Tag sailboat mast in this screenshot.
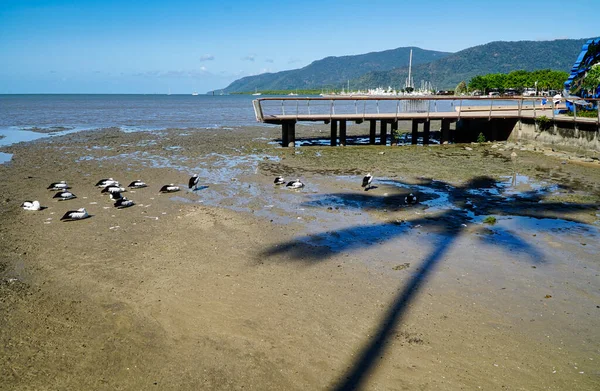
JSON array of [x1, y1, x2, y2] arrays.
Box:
[[407, 49, 413, 89]]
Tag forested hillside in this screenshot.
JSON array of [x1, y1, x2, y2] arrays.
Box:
[[219, 47, 450, 93], [352, 39, 588, 90]]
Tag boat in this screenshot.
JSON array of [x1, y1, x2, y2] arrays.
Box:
[[192, 91, 199, 96], [252, 88, 261, 96]]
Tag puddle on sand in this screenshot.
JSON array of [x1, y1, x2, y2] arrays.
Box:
[[280, 135, 443, 147], [75, 147, 600, 254], [0, 152, 13, 164], [0, 126, 87, 148]]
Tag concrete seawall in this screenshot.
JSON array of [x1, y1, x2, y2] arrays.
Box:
[[509, 120, 600, 155]]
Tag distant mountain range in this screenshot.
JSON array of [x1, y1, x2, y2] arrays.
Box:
[[218, 47, 450, 93], [217, 38, 591, 93], [353, 39, 588, 91]]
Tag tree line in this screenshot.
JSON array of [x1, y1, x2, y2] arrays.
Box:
[[467, 69, 569, 93]]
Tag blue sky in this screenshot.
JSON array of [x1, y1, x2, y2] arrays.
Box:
[[0, 0, 597, 94]]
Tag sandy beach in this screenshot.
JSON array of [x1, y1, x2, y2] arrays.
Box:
[[1, 124, 599, 390]]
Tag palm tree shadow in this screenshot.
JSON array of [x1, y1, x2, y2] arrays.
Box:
[[258, 175, 597, 390]]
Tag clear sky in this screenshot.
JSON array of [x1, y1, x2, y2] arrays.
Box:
[[0, 0, 597, 94]]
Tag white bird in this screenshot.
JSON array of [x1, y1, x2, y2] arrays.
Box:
[[114, 197, 135, 208], [405, 193, 417, 204], [160, 184, 180, 193], [286, 179, 304, 189], [128, 180, 147, 189], [60, 208, 90, 221], [53, 190, 76, 201], [47, 181, 69, 191], [95, 178, 119, 187], [361, 173, 373, 190], [21, 200, 42, 211], [101, 185, 126, 194], [274, 176, 285, 185]]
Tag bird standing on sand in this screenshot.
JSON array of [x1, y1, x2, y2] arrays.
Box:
[[361, 173, 373, 191], [95, 178, 119, 187], [53, 190, 76, 201], [60, 208, 90, 221], [47, 181, 69, 191], [128, 180, 147, 189], [286, 179, 304, 189], [188, 174, 200, 190], [274, 176, 285, 185], [405, 193, 417, 204], [114, 197, 135, 208], [160, 184, 180, 193], [21, 200, 42, 211]]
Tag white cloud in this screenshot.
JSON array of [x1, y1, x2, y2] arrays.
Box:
[[241, 54, 256, 62], [199, 54, 215, 61], [265, 58, 274, 63]]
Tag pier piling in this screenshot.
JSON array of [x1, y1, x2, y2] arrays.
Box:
[[441, 119, 450, 144], [380, 121, 387, 145], [423, 120, 431, 145], [287, 121, 296, 147], [340, 120, 347, 146], [411, 120, 418, 145], [330, 120, 338, 146], [369, 120, 376, 144], [281, 123, 289, 146]]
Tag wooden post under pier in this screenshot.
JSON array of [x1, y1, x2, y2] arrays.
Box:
[[330, 120, 338, 146], [411, 120, 419, 145], [287, 121, 296, 147], [380, 120, 387, 145], [339, 120, 347, 146], [423, 120, 430, 145], [441, 119, 450, 144], [281, 123, 289, 146], [369, 120, 376, 144]]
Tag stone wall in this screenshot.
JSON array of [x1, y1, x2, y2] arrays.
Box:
[[509, 120, 600, 154]]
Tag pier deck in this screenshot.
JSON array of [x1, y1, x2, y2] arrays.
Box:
[[252, 96, 600, 146]]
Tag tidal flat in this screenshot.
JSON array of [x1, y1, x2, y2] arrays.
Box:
[[1, 125, 599, 390]]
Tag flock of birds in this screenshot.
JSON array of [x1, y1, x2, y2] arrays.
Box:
[[19, 175, 202, 222], [20, 173, 417, 221], [274, 173, 418, 204]]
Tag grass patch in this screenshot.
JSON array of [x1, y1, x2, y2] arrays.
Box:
[[483, 216, 497, 225]]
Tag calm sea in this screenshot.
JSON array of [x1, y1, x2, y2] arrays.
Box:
[[0, 93, 500, 154], [0, 94, 261, 133]]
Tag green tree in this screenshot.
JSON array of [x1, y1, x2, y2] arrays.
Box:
[[582, 64, 600, 92], [454, 81, 467, 95]]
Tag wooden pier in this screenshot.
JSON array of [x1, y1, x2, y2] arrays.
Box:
[[252, 96, 600, 147]]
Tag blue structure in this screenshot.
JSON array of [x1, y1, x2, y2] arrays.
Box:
[[564, 37, 600, 111]]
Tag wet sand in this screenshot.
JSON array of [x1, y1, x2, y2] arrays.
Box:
[[1, 125, 599, 390]]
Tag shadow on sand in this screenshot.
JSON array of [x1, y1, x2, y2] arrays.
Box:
[[259, 176, 597, 390]]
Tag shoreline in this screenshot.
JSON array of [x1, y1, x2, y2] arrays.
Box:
[[1, 125, 599, 390]]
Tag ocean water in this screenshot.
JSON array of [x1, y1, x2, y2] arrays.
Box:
[[0, 94, 261, 135], [0, 93, 529, 152]]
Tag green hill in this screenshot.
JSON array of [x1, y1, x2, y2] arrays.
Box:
[[352, 38, 589, 90], [218, 47, 451, 93]]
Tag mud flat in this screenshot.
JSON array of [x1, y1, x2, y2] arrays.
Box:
[[1, 125, 599, 390]]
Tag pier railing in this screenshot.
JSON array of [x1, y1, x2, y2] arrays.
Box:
[[253, 96, 600, 125]]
